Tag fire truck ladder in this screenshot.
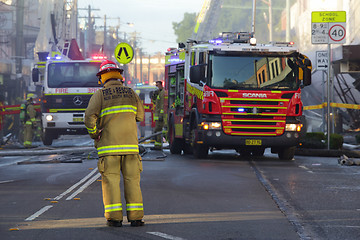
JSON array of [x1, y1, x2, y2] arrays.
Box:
[[61, 40, 71, 56], [192, 0, 223, 42], [58, 0, 77, 58]]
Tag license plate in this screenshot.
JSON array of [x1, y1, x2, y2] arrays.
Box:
[[245, 139, 262, 146], [73, 117, 84, 122]]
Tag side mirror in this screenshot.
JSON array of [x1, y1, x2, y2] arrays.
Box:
[[190, 64, 206, 84], [303, 59, 312, 86], [32, 68, 39, 83]]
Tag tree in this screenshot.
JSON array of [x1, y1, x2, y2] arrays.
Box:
[[172, 12, 197, 43]]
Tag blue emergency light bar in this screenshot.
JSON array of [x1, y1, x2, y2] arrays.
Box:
[[209, 39, 223, 44], [47, 55, 62, 60]]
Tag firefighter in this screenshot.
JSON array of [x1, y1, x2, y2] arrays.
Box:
[[85, 60, 145, 227], [23, 93, 37, 148], [151, 80, 165, 150]]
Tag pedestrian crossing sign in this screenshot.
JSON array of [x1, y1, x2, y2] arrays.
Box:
[[114, 43, 134, 64]]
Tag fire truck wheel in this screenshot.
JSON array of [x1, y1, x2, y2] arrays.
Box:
[[169, 128, 183, 155], [190, 128, 208, 159], [278, 146, 296, 160], [168, 117, 184, 154], [42, 129, 54, 146]]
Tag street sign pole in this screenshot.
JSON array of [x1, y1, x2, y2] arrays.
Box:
[[327, 43, 331, 149], [311, 11, 346, 150]]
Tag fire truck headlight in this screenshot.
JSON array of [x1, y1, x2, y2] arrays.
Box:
[[285, 123, 302, 132], [202, 122, 222, 130], [250, 38, 257, 46], [45, 114, 54, 121], [210, 122, 222, 129]]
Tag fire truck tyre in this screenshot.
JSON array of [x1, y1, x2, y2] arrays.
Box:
[[190, 128, 208, 159], [252, 148, 265, 157], [42, 129, 54, 146], [278, 146, 296, 160], [168, 122, 183, 154]]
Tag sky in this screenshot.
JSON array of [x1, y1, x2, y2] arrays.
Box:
[[78, 0, 204, 55]]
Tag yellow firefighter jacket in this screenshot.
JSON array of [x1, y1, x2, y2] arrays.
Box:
[[85, 80, 145, 157], [153, 89, 164, 121], [26, 103, 37, 123]]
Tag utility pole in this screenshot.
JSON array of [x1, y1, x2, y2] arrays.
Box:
[[103, 17, 121, 58], [286, 0, 290, 41], [140, 49, 143, 83], [131, 32, 138, 83], [104, 15, 107, 56], [78, 5, 100, 58], [252, 0, 256, 36], [15, 0, 24, 102], [148, 55, 151, 84]]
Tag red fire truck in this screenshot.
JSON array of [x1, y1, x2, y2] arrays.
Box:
[[164, 32, 312, 160]]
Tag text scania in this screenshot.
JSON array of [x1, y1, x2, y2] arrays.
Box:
[[242, 93, 267, 98]]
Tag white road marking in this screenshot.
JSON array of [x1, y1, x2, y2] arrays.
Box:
[[24, 169, 99, 222], [299, 165, 314, 173], [25, 205, 53, 221], [147, 232, 185, 240], [0, 180, 14, 184], [54, 168, 98, 200], [66, 173, 101, 200], [299, 165, 309, 170]]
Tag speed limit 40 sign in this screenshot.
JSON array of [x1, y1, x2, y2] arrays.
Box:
[[328, 23, 346, 44]]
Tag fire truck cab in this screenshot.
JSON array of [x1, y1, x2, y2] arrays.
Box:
[[164, 32, 312, 160], [32, 54, 104, 145]]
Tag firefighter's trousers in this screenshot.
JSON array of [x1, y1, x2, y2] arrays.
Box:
[[23, 121, 33, 147], [154, 120, 164, 149], [97, 154, 144, 222]]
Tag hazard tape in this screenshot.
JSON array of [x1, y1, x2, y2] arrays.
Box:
[[330, 102, 360, 109], [0, 103, 41, 115], [304, 102, 360, 110]]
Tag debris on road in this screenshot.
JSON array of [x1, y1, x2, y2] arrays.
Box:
[[338, 155, 360, 166]]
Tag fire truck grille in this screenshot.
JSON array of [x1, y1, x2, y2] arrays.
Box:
[[43, 94, 92, 113], [220, 98, 289, 136]]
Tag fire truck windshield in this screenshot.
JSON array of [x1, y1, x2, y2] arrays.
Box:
[[48, 62, 101, 88], [209, 55, 299, 91]]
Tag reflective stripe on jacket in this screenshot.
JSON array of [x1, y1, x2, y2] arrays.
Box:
[[85, 80, 145, 156], [154, 89, 164, 120], [26, 104, 36, 123]]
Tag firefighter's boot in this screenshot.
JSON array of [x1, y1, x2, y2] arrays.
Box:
[[107, 220, 123, 227], [130, 220, 145, 227]]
